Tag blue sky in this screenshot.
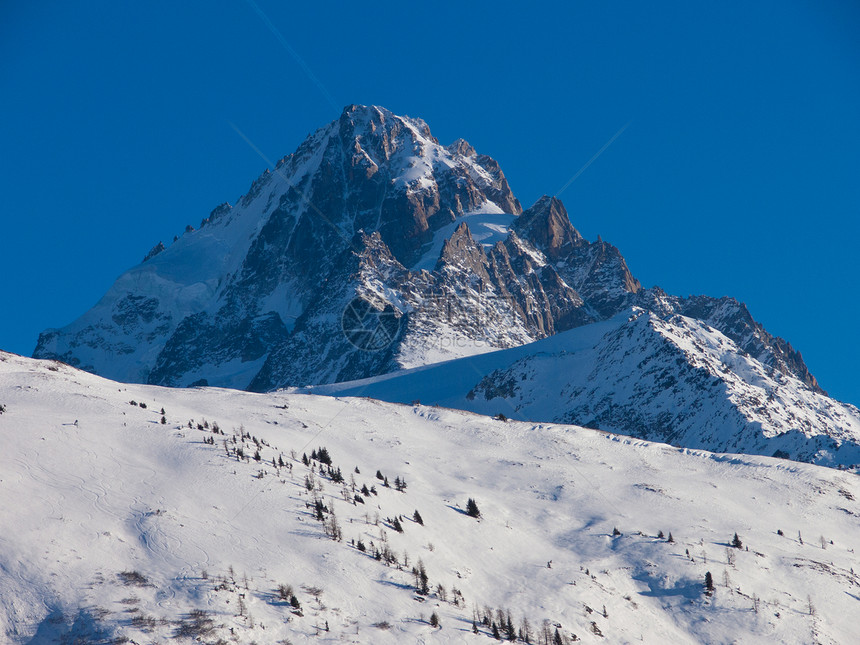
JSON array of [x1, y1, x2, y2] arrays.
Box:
[[2, 1, 859, 403]]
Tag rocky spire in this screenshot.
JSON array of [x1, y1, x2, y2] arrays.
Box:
[[512, 196, 585, 260]]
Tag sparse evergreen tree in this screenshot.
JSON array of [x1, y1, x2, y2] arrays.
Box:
[[361, 483, 370, 496], [302, 453, 309, 466], [413, 509, 424, 525], [612, 526, 621, 536], [705, 571, 714, 593], [473, 620, 479, 634], [376, 469, 384, 480], [492, 622, 501, 640], [667, 532, 674, 543], [657, 530, 664, 539], [414, 559, 429, 595], [553, 627, 563, 645], [160, 415, 167, 425], [505, 612, 516, 640], [391, 517, 403, 533], [253, 449, 261, 462], [732, 532, 743, 549], [520, 616, 532, 643], [466, 498, 481, 518], [429, 611, 440, 628]]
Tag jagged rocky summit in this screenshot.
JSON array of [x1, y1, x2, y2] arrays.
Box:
[[35, 104, 821, 399]]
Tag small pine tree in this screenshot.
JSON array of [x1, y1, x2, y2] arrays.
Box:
[[705, 571, 714, 593], [612, 527, 621, 536], [429, 611, 440, 628], [732, 532, 743, 549], [391, 517, 403, 533], [667, 532, 674, 543], [413, 509, 424, 525], [466, 498, 481, 518], [415, 560, 429, 595], [160, 415, 167, 425], [657, 530, 665, 539], [505, 615, 516, 640], [473, 620, 479, 634], [302, 453, 309, 466], [376, 469, 384, 480], [492, 622, 501, 640]]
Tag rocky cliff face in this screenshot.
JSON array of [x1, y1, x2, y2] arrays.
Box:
[[34, 105, 822, 397]]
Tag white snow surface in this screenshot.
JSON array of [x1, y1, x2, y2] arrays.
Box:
[[304, 309, 860, 467], [3, 350, 860, 644]]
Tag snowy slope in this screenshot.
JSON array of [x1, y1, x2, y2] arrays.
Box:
[[3, 351, 860, 644], [304, 309, 860, 468]]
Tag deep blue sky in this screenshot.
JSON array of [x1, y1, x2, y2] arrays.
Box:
[[2, 1, 859, 404]]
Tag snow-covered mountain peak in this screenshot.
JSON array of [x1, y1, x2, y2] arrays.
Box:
[[35, 106, 824, 413]]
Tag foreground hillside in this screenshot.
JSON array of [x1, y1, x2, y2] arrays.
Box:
[[2, 351, 859, 644]]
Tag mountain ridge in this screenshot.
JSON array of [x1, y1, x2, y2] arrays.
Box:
[[34, 104, 823, 401]]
